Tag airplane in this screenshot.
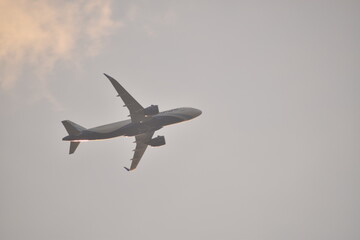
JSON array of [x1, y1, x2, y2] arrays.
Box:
[[61, 74, 202, 171]]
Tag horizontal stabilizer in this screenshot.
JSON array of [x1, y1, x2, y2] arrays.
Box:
[[69, 142, 80, 154]]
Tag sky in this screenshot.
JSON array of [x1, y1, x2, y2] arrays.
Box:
[[1, 1, 359, 239]]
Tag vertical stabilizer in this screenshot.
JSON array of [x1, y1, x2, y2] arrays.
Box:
[[62, 120, 86, 136], [69, 142, 80, 154]]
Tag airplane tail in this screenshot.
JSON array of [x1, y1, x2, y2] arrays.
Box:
[[62, 120, 86, 135], [62, 120, 86, 154]]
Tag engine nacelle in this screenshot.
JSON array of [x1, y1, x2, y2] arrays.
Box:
[[148, 136, 166, 147], [143, 105, 159, 116]]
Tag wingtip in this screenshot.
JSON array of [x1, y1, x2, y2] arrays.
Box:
[[104, 73, 118, 83]]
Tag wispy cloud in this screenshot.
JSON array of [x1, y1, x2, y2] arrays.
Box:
[[0, 0, 121, 91], [124, 4, 178, 38]]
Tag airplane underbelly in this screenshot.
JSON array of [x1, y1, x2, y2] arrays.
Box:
[[152, 115, 184, 126], [123, 123, 162, 136], [83, 120, 165, 139]]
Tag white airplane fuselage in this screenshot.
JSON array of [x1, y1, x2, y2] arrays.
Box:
[[62, 107, 202, 142]]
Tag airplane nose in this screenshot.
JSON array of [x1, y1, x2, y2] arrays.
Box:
[[192, 108, 202, 117]]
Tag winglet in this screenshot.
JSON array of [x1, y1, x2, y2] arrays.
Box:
[[124, 167, 130, 171]]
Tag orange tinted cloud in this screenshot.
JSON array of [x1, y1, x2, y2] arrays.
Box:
[[0, 0, 121, 90]]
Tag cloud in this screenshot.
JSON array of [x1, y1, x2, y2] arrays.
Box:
[[123, 3, 178, 38], [0, 0, 121, 91]]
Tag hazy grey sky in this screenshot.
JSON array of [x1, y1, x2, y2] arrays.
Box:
[[1, 1, 359, 239]]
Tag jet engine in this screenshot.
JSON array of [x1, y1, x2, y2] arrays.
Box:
[[148, 136, 166, 147], [143, 105, 159, 116]]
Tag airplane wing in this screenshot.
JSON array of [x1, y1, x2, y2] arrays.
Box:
[[125, 131, 155, 171], [104, 73, 145, 122]]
